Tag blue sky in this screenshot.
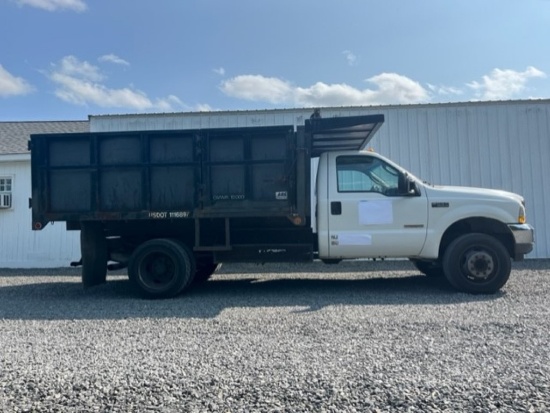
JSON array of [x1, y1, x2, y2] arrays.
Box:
[[1, 0, 549, 120]]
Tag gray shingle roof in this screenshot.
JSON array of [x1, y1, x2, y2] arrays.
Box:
[[0, 121, 89, 155]]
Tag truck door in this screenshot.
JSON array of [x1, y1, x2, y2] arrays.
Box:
[[325, 152, 428, 258]]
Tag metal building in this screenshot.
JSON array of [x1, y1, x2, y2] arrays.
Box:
[[0, 100, 547, 268]]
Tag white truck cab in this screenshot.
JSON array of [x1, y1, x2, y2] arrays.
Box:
[[316, 149, 534, 294]]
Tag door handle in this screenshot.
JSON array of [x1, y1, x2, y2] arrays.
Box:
[[331, 201, 342, 215]]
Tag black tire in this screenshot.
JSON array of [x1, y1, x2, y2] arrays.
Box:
[[128, 239, 195, 299], [80, 222, 108, 288], [442, 233, 511, 294], [410, 259, 444, 277]]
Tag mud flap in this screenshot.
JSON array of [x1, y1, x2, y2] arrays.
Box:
[[80, 222, 108, 288]]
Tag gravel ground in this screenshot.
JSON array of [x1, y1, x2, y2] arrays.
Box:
[[0, 260, 549, 412]]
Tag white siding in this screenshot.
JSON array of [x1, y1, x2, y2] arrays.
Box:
[[0, 158, 80, 268], [91, 100, 550, 259]]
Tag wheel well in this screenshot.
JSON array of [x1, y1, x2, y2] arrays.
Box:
[[439, 217, 514, 259]]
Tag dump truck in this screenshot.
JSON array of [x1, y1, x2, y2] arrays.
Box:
[[29, 114, 534, 298]]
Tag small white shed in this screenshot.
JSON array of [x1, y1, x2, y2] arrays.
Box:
[[0, 121, 88, 268]]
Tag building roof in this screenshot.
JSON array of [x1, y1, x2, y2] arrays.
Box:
[[88, 99, 550, 134], [0, 121, 89, 155], [89, 98, 550, 120]]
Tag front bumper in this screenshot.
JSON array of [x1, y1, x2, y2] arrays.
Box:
[[508, 223, 535, 260]]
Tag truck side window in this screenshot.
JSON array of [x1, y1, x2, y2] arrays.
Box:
[[336, 156, 401, 196]]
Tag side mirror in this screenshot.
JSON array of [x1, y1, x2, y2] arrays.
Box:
[[398, 173, 417, 196]]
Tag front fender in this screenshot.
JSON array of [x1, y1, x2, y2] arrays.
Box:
[[419, 203, 517, 259]]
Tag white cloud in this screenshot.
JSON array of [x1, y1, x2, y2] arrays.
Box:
[[467, 66, 546, 100], [343, 50, 357, 66], [221, 75, 293, 104], [362, 73, 430, 104], [221, 67, 548, 107], [99, 54, 130, 66], [48, 55, 183, 111], [14, 0, 87, 12], [427, 83, 463, 96], [195, 103, 215, 112], [295, 82, 376, 106], [57, 55, 103, 81], [213, 67, 225, 76], [221, 72, 430, 106], [0, 64, 34, 97], [154, 95, 184, 112]]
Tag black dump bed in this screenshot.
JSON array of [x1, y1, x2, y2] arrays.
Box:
[[30, 114, 384, 229]]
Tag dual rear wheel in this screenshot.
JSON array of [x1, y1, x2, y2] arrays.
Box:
[[128, 239, 196, 299], [127, 239, 220, 298]]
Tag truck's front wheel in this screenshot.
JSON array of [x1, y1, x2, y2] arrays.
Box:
[[129, 239, 195, 299], [442, 233, 511, 294]]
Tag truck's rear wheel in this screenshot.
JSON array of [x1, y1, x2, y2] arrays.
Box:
[[442, 233, 511, 294], [80, 222, 107, 288], [129, 239, 195, 299]]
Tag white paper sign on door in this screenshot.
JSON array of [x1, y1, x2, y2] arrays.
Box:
[[358, 200, 393, 225], [336, 234, 373, 246]]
